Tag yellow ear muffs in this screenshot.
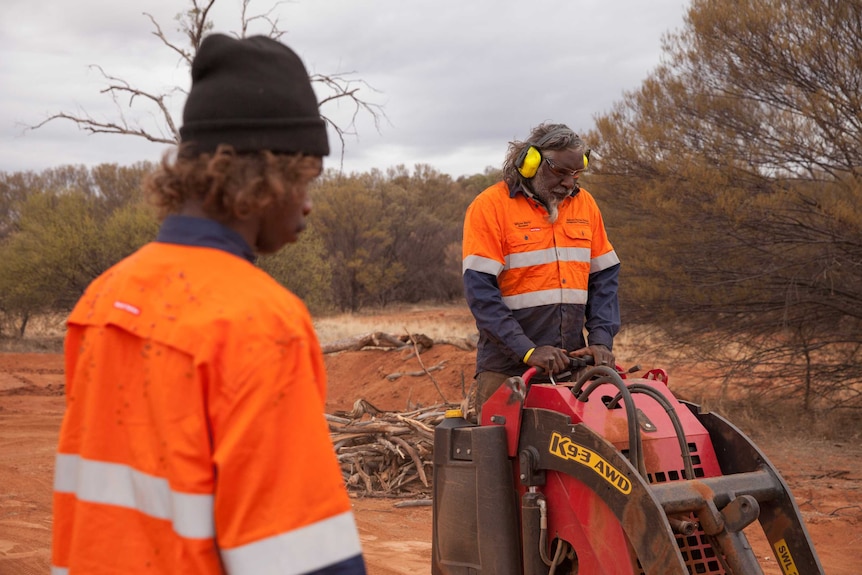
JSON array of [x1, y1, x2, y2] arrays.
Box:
[[517, 146, 542, 178]]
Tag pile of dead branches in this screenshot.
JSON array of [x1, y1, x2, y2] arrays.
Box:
[[321, 331, 476, 354], [328, 398, 462, 502]]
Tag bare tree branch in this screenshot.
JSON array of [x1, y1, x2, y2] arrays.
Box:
[[26, 0, 387, 170], [27, 64, 180, 145], [144, 12, 193, 67], [238, 0, 290, 39], [312, 72, 387, 167], [175, 0, 217, 56], [28, 112, 175, 145]]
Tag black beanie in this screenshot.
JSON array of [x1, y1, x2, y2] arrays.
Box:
[[179, 33, 329, 157]]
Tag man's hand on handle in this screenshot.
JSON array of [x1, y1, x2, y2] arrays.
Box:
[[571, 344, 614, 368], [525, 344, 615, 374], [524, 345, 572, 373]]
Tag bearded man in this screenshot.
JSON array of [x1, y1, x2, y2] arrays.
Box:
[[462, 123, 621, 418]]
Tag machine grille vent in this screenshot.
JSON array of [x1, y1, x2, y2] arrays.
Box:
[[634, 442, 726, 575]]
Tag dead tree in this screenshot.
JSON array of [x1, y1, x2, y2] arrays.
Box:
[[27, 0, 385, 167]]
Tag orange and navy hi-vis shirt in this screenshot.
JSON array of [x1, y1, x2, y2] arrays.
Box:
[[52, 216, 366, 574], [462, 181, 621, 376]]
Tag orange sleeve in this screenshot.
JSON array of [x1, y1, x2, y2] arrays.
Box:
[[462, 183, 507, 274]]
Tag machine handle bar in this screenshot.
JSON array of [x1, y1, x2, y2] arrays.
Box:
[[522, 355, 595, 386]]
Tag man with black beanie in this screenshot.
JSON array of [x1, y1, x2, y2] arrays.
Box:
[[52, 34, 367, 575]]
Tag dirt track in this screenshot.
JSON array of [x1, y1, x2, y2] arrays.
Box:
[[1, 347, 860, 574]]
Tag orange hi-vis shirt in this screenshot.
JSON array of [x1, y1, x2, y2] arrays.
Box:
[[462, 181, 620, 375], [52, 241, 362, 574]]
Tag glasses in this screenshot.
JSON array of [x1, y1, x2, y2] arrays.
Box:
[[544, 156, 585, 179]]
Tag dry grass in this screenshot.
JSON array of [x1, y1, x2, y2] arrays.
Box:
[[312, 303, 478, 345], [0, 312, 67, 353], [5, 305, 663, 355], [6, 303, 671, 352], [1, 304, 480, 353], [0, 337, 64, 353], [1, 312, 67, 339]]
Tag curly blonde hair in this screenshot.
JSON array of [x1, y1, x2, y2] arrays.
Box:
[[144, 145, 321, 222]]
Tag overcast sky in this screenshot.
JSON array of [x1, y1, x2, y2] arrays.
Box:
[[1, 0, 688, 178]]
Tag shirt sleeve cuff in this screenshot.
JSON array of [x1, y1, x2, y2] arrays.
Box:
[[511, 336, 535, 363], [588, 332, 614, 351]]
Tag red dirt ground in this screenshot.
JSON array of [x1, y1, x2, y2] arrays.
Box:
[[1, 329, 860, 573]]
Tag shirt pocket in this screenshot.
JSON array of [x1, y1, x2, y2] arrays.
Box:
[[505, 227, 550, 270], [563, 224, 593, 247], [506, 227, 548, 251]]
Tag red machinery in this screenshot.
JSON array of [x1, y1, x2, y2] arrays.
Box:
[[431, 359, 824, 574]]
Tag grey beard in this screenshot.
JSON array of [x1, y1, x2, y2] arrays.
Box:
[[545, 196, 560, 223], [529, 171, 566, 224]]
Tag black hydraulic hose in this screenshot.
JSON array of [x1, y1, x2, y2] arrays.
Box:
[[571, 366, 645, 477], [608, 384, 696, 481], [577, 375, 644, 477]]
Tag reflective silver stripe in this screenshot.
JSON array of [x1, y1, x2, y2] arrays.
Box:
[[556, 246, 592, 263], [505, 248, 557, 269], [50, 567, 68, 575], [221, 511, 363, 575], [505, 247, 590, 270], [591, 250, 621, 273], [54, 453, 214, 539], [502, 288, 588, 310], [463, 254, 503, 276]]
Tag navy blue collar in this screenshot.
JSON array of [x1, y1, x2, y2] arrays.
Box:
[[156, 215, 256, 263]]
